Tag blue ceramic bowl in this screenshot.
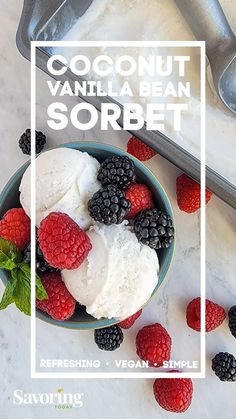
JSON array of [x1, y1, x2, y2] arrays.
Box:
[[0, 142, 174, 329]]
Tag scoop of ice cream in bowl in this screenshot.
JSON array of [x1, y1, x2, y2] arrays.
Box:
[[0, 142, 174, 329]]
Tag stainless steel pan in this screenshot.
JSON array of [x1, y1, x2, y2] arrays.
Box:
[[16, 0, 236, 208]]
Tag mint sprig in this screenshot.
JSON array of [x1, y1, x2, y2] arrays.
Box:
[[0, 237, 21, 270], [0, 238, 48, 315], [0, 275, 17, 310]]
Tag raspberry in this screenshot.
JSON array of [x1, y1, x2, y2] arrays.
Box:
[[118, 309, 142, 329], [127, 136, 157, 161], [38, 212, 92, 270], [176, 173, 212, 213], [153, 372, 193, 413], [125, 184, 154, 219], [36, 272, 76, 321], [186, 297, 226, 332], [136, 323, 171, 367], [0, 208, 30, 250]]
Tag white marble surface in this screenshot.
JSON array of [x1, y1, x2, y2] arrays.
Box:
[[0, 0, 236, 418]]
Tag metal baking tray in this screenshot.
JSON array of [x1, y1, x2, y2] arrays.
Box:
[[16, 0, 236, 209]]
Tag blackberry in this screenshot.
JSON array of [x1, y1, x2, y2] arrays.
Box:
[[88, 184, 131, 225], [23, 241, 57, 274], [18, 129, 46, 155], [133, 208, 174, 250], [212, 352, 236, 381], [98, 155, 135, 189], [94, 325, 124, 351], [228, 306, 236, 338]]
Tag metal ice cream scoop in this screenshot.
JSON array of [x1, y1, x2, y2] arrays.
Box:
[[175, 0, 236, 114]]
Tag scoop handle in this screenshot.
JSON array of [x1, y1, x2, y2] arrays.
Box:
[[175, 0, 234, 60]]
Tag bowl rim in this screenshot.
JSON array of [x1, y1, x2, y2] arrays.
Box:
[[0, 141, 175, 330]]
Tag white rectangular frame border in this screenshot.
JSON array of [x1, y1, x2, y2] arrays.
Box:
[[30, 40, 206, 379]]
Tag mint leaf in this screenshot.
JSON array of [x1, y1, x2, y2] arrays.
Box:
[[19, 263, 48, 300], [0, 276, 17, 310], [36, 275, 48, 300], [18, 262, 31, 280], [0, 259, 48, 315], [0, 238, 21, 270], [12, 268, 31, 316]]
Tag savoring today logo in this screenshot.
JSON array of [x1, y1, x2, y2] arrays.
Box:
[[13, 388, 84, 409]]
